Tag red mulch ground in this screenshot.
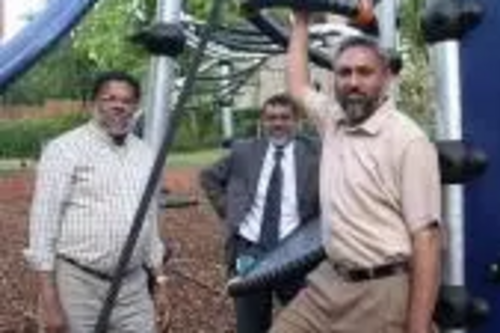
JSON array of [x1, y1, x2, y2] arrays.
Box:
[[0, 167, 235, 332]]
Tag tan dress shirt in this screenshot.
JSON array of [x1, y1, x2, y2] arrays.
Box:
[[303, 89, 441, 267]]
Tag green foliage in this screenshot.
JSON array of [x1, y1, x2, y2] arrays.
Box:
[[170, 98, 260, 152], [398, 0, 434, 133], [2, 38, 98, 104], [166, 149, 224, 168], [72, 0, 149, 75], [186, 0, 240, 22], [399, 0, 427, 54], [171, 99, 222, 151], [0, 112, 90, 158], [231, 107, 260, 137], [172, 119, 221, 152]]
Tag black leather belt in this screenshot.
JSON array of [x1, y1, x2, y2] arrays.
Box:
[[333, 261, 409, 283], [58, 255, 128, 281]]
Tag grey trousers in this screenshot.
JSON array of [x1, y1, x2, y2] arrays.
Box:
[[55, 259, 156, 333]]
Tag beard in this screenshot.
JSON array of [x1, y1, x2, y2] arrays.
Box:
[[338, 94, 379, 126], [264, 129, 295, 147], [93, 109, 134, 137]]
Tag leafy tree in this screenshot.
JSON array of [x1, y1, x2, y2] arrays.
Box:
[[72, 0, 150, 75], [186, 0, 240, 21], [397, 0, 434, 131], [2, 38, 97, 105], [71, 0, 241, 73]]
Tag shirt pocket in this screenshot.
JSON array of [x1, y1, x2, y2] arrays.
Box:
[[70, 163, 118, 202]]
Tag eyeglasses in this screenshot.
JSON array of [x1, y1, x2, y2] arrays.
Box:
[[97, 95, 138, 107]]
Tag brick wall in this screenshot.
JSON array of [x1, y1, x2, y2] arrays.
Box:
[[0, 100, 85, 121]]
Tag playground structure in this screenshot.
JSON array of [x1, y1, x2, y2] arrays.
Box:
[[1, 0, 499, 332]]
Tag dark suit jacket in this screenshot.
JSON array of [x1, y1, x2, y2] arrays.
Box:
[[200, 136, 320, 271]]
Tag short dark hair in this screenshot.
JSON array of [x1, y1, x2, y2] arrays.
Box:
[[261, 93, 301, 118], [333, 36, 391, 72], [90, 71, 141, 101]]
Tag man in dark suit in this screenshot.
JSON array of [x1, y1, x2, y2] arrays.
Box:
[[200, 93, 320, 333]]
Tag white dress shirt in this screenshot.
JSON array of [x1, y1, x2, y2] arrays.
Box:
[[239, 142, 300, 243], [24, 121, 164, 273]]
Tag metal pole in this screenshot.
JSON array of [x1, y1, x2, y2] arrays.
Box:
[[376, 0, 398, 49], [143, 0, 182, 152], [220, 61, 234, 141], [375, 0, 398, 97], [430, 40, 464, 333], [431, 40, 464, 283]]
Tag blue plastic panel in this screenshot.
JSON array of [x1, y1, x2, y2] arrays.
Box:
[[462, 0, 500, 332], [0, 0, 100, 91]]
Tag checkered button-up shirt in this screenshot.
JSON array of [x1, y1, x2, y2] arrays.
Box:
[[24, 121, 164, 273]]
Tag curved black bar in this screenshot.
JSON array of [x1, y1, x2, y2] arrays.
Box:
[[0, 0, 100, 92], [241, 0, 359, 16], [227, 219, 325, 296], [422, 0, 484, 44], [435, 285, 490, 329], [246, 12, 334, 69], [436, 140, 488, 184], [93, 0, 228, 331], [246, 12, 402, 74], [131, 22, 186, 57]]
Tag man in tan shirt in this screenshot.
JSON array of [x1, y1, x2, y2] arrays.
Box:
[[270, 11, 443, 333]]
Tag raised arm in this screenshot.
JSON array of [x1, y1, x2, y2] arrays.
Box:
[[288, 11, 334, 135], [287, 11, 312, 100]]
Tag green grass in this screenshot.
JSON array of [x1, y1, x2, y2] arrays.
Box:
[[166, 149, 225, 168], [0, 149, 225, 176]]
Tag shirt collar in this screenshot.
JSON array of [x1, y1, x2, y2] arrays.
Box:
[[337, 97, 394, 136]]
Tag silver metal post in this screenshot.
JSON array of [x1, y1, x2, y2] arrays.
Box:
[[220, 61, 234, 141], [143, 0, 182, 153], [430, 40, 464, 333], [375, 0, 399, 96], [376, 0, 398, 49]]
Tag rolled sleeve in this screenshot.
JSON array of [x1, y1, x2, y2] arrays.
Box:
[[24, 141, 73, 271], [401, 138, 442, 232]]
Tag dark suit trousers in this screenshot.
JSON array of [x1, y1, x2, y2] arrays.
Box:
[[233, 236, 305, 333]]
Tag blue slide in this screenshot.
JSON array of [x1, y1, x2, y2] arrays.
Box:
[[0, 0, 100, 91]]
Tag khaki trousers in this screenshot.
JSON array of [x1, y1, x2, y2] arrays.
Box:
[[270, 260, 409, 333], [53, 259, 156, 333]]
